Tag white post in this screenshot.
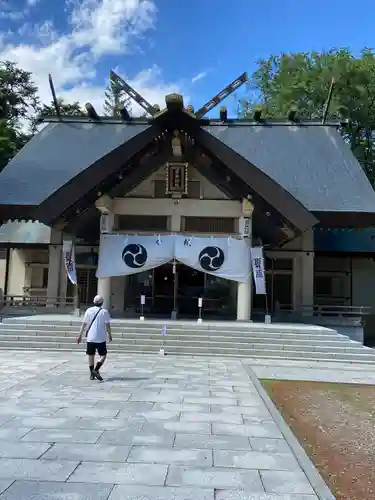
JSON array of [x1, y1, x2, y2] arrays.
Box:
[[237, 201, 253, 321]]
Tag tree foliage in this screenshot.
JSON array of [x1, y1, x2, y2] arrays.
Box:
[[103, 80, 131, 116], [0, 61, 39, 123], [0, 61, 39, 171], [239, 48, 375, 186], [40, 98, 84, 117]]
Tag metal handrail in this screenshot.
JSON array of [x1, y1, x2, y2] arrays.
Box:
[[0, 294, 75, 309]]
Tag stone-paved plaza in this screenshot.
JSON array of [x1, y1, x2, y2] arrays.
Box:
[[0, 351, 322, 499]]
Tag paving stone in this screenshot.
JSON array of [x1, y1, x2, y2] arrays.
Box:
[[153, 403, 210, 412], [180, 412, 243, 424], [136, 410, 180, 421], [2, 416, 81, 429], [128, 446, 212, 466], [174, 434, 251, 450], [160, 390, 210, 398], [183, 397, 239, 406], [69, 461, 168, 485], [0, 407, 54, 417], [250, 438, 291, 453], [77, 392, 131, 401], [233, 386, 258, 393], [98, 430, 175, 447], [0, 458, 79, 481], [213, 423, 283, 439], [214, 450, 299, 470], [260, 471, 315, 494], [94, 401, 154, 411], [76, 417, 144, 431], [42, 443, 131, 462], [54, 407, 120, 418], [143, 421, 211, 435], [108, 485, 214, 500], [0, 428, 32, 440], [236, 397, 265, 407], [21, 429, 103, 444], [0, 480, 114, 499], [0, 442, 51, 459], [0, 480, 15, 495], [215, 492, 318, 500], [211, 406, 270, 417], [166, 466, 264, 491]]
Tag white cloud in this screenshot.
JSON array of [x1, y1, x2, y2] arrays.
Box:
[[191, 71, 207, 84], [0, 0, 189, 125]]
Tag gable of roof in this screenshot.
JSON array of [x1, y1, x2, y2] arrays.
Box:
[[0, 121, 150, 206], [203, 125, 375, 213]]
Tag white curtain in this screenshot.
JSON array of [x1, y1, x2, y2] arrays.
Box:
[[96, 234, 251, 283], [96, 234, 174, 278], [175, 235, 251, 283]]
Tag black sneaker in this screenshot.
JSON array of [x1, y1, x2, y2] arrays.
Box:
[[93, 370, 103, 381]]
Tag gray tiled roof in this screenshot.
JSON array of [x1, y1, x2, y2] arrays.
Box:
[[204, 125, 375, 213], [0, 121, 150, 205]]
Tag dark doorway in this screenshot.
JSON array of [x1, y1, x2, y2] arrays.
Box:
[[153, 263, 174, 315], [152, 262, 205, 318], [178, 264, 205, 316]]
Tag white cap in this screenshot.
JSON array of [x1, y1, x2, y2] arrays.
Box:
[[93, 295, 104, 305]]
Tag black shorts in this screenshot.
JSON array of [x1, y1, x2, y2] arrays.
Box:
[[86, 342, 107, 356]]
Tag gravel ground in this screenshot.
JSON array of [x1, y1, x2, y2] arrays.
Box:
[[262, 380, 375, 500]]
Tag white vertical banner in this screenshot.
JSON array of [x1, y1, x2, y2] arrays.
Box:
[[250, 246, 266, 294], [62, 240, 77, 285]]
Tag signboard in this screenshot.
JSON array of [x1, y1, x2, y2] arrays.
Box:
[[140, 294, 146, 305], [250, 246, 266, 295], [165, 162, 188, 195]]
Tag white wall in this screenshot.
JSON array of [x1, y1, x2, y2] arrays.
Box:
[[352, 257, 375, 309]]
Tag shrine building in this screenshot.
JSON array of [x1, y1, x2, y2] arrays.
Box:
[[1, 71, 375, 321]]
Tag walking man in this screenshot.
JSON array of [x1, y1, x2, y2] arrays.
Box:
[[77, 294, 112, 381]]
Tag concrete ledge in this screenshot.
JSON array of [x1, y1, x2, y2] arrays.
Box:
[[242, 362, 336, 500]]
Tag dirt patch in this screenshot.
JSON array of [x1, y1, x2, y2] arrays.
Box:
[[262, 380, 375, 500]]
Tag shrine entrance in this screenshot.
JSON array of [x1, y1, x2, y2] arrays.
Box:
[[153, 262, 205, 318], [126, 261, 236, 319]]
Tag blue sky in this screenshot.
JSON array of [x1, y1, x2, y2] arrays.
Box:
[[0, 0, 374, 116]]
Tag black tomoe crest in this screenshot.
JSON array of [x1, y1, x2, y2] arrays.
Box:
[[199, 246, 225, 271], [122, 243, 148, 268]]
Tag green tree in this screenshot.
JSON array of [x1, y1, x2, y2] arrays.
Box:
[[40, 98, 83, 116], [0, 61, 40, 122], [0, 60, 39, 171], [104, 80, 131, 116], [0, 121, 27, 170], [239, 48, 375, 186]]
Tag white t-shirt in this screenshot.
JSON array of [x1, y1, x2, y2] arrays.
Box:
[[83, 306, 111, 343]]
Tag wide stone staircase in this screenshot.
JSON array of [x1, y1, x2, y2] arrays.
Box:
[[0, 316, 375, 363]]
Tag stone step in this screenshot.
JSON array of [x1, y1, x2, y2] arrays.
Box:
[[0, 323, 341, 338], [0, 340, 373, 362], [0, 333, 368, 352], [0, 329, 357, 346], [1, 319, 336, 335]]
